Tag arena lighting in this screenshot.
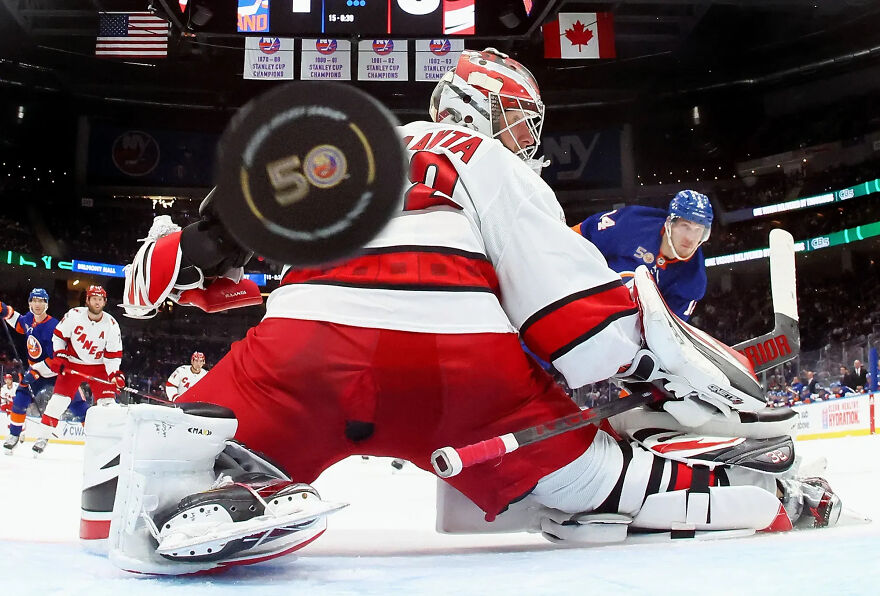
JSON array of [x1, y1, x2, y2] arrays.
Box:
[[705, 219, 880, 268]]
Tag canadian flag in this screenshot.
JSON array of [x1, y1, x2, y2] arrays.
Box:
[[543, 12, 616, 59]]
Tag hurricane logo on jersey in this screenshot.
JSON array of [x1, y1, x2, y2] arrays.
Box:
[[372, 39, 394, 55], [259, 37, 281, 54], [316, 39, 337, 55], [26, 335, 43, 359], [304, 145, 347, 189], [111, 131, 160, 177], [429, 39, 452, 56]]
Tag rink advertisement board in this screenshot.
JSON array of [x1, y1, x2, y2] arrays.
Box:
[[793, 393, 877, 440]]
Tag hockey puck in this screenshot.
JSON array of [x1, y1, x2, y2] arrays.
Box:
[[214, 82, 405, 266]]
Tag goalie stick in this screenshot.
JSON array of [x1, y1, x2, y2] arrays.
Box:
[[731, 228, 799, 374], [431, 229, 799, 479]]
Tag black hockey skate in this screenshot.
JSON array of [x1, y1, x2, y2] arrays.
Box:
[[3, 433, 21, 454], [151, 473, 346, 562], [31, 437, 48, 455]]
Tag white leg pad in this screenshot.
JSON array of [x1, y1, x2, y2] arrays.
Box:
[[81, 404, 130, 554], [107, 404, 237, 575], [632, 484, 780, 531]]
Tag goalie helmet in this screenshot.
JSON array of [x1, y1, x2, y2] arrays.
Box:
[[429, 47, 545, 163]]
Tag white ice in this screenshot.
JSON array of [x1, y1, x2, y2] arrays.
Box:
[[1, 434, 878, 595]]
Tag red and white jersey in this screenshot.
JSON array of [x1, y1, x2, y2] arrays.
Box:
[[266, 121, 641, 388], [53, 307, 124, 375], [1, 382, 17, 405], [165, 365, 208, 401]]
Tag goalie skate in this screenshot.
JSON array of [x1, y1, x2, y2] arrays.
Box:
[[153, 479, 347, 562], [620, 266, 766, 426]]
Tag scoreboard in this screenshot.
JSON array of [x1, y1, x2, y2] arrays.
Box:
[[237, 0, 476, 36]]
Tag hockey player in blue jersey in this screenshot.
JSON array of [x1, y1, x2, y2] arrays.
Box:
[[571, 190, 713, 321], [1, 288, 62, 453]]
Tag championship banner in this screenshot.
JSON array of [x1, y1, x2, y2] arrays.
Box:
[[357, 39, 408, 81], [414, 39, 463, 82], [301, 39, 352, 81], [243, 36, 294, 80]]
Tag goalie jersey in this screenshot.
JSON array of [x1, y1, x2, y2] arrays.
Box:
[[266, 120, 641, 389], [572, 205, 707, 321]]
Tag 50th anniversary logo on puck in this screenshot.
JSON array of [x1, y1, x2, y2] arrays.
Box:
[[214, 82, 405, 266]]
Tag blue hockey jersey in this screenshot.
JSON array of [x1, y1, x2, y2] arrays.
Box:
[[6, 310, 59, 377], [572, 205, 706, 321]]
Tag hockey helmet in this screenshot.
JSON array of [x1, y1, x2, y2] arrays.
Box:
[[429, 48, 544, 163], [28, 288, 49, 302], [192, 351, 206, 361], [86, 285, 107, 299], [4, 373, 12, 380], [668, 190, 713, 243]]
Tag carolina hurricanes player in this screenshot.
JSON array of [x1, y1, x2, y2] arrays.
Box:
[[165, 352, 208, 401], [1, 373, 17, 415], [86, 48, 840, 574], [33, 285, 124, 455]]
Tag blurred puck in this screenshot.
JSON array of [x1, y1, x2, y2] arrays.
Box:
[[215, 82, 404, 266]]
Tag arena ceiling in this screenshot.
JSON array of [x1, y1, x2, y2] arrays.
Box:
[[1, 0, 879, 115]]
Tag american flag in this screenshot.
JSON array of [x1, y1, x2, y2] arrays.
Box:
[[96, 12, 169, 59]]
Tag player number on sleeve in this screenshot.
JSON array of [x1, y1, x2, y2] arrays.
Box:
[[596, 210, 618, 231]]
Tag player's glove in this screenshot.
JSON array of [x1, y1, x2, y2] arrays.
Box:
[[109, 370, 126, 391], [21, 370, 40, 385], [0, 301, 14, 319], [45, 350, 68, 375]]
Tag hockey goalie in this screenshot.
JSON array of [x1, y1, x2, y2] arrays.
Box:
[[82, 48, 841, 575]]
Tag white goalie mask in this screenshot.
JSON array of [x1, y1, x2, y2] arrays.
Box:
[[429, 48, 545, 165]]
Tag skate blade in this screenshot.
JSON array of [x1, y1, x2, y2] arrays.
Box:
[[155, 500, 347, 556], [836, 506, 872, 527]]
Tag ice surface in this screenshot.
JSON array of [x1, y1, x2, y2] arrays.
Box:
[[1, 434, 878, 595]]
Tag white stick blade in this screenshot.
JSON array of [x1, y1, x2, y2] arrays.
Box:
[[769, 228, 797, 321]]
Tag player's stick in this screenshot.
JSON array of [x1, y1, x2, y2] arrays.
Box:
[[431, 229, 799, 479], [732, 229, 799, 374], [67, 369, 174, 405]]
